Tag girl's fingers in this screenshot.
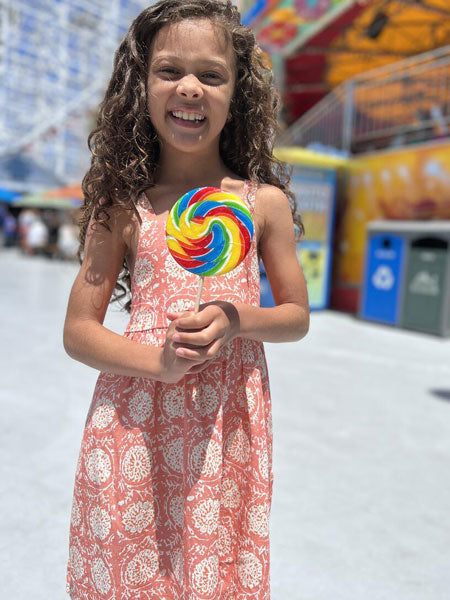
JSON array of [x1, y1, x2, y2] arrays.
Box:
[[206, 337, 222, 357], [175, 339, 218, 361], [174, 307, 216, 330], [167, 310, 193, 322], [175, 347, 207, 361], [173, 323, 220, 347]]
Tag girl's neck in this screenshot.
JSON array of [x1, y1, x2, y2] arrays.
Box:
[[155, 144, 233, 189]]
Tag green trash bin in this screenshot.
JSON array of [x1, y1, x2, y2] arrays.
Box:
[[401, 226, 450, 336]]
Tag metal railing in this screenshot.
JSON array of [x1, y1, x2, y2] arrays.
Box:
[[279, 45, 450, 155]]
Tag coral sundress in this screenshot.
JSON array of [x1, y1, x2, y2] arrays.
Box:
[[66, 180, 273, 600]]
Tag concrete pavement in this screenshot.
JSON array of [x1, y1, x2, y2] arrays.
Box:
[[1, 248, 449, 600]]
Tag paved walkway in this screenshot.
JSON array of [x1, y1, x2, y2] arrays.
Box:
[[1, 248, 449, 600]]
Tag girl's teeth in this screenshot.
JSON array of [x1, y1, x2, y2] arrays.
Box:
[[172, 111, 204, 121]]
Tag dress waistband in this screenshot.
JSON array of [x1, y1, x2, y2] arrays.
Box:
[[125, 305, 170, 332]]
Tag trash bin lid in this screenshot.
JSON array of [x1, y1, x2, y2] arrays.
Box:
[[368, 220, 450, 234]]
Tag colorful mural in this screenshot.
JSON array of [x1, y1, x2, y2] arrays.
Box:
[[243, 0, 350, 53], [334, 141, 450, 289], [240, 1, 275, 26]]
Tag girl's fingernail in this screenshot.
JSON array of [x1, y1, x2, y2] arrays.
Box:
[[176, 348, 184, 356], [173, 334, 181, 342]]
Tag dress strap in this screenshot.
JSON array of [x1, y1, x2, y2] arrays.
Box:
[[131, 191, 153, 224], [244, 179, 258, 216]]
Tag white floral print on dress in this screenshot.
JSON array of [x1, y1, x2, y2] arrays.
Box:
[[168, 494, 184, 528], [122, 500, 154, 534], [190, 438, 222, 478], [170, 547, 184, 585], [86, 448, 112, 485], [247, 503, 270, 538], [134, 257, 154, 288], [237, 550, 263, 589], [226, 427, 251, 464], [91, 557, 111, 594], [70, 498, 81, 528], [191, 498, 220, 535], [191, 555, 219, 597], [163, 436, 184, 473], [258, 446, 270, 481], [162, 387, 185, 418], [69, 545, 84, 580], [217, 523, 232, 557], [192, 383, 219, 417], [121, 445, 152, 483], [221, 477, 241, 509], [89, 505, 112, 540], [124, 548, 159, 586], [91, 399, 115, 429], [128, 390, 153, 424]]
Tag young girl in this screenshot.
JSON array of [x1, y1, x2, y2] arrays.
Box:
[[64, 1, 309, 598]]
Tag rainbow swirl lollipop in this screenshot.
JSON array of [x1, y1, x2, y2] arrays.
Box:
[[166, 186, 254, 311], [166, 187, 254, 277]]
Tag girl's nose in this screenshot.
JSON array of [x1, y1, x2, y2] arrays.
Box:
[[176, 75, 203, 99]]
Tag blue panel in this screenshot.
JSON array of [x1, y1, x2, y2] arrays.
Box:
[[241, 0, 267, 26], [290, 166, 337, 310], [296, 240, 330, 311], [259, 263, 275, 307], [361, 233, 405, 325]]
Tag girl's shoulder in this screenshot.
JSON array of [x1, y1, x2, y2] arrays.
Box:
[[223, 177, 286, 204], [87, 202, 138, 252], [251, 183, 293, 243], [253, 182, 289, 203], [253, 182, 291, 219]]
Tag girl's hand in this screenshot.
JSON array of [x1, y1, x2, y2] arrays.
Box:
[[160, 317, 212, 383], [166, 301, 240, 366]]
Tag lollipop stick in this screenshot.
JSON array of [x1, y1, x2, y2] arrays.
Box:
[[194, 276, 205, 313]]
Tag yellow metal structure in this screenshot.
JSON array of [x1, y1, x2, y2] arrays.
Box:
[[326, 0, 450, 87]]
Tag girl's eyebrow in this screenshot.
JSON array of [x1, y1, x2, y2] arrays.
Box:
[[151, 55, 229, 70]]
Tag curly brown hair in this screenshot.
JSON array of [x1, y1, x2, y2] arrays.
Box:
[[79, 0, 303, 312]]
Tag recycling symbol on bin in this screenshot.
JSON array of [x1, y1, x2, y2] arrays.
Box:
[[371, 265, 394, 290]]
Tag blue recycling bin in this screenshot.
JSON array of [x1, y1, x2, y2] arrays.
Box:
[[259, 263, 275, 307], [360, 230, 406, 325]]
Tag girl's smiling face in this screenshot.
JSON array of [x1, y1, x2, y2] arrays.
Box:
[[147, 19, 236, 154]]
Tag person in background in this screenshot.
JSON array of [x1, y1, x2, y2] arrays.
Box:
[[43, 209, 61, 258], [26, 209, 48, 256], [17, 208, 35, 253], [3, 210, 18, 247], [0, 202, 7, 245], [57, 213, 79, 260]]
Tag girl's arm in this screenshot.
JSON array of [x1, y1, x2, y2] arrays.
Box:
[[63, 207, 203, 382], [234, 183, 309, 342], [167, 185, 309, 357]]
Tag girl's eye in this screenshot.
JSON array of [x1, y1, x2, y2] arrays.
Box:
[[159, 68, 221, 82]]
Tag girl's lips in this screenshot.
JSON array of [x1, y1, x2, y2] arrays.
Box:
[[168, 112, 207, 129]]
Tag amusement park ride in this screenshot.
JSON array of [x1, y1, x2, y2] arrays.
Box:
[[0, 0, 151, 186]]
